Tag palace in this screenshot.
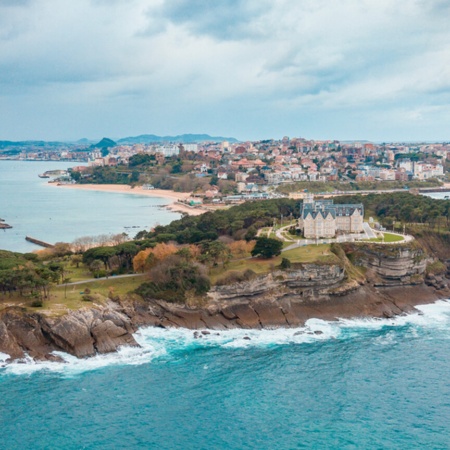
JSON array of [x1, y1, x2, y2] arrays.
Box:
[[298, 195, 364, 239]]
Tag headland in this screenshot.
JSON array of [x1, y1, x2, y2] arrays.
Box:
[[2, 193, 450, 363], [0, 239, 448, 362]]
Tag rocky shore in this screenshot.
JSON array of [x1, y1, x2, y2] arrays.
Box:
[[0, 218, 12, 229], [1, 244, 449, 363]]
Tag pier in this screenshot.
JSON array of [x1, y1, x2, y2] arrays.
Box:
[[25, 236, 54, 248]]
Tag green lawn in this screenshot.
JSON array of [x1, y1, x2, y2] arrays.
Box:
[[1, 275, 145, 317], [62, 264, 92, 282], [366, 232, 405, 243], [210, 244, 339, 284]]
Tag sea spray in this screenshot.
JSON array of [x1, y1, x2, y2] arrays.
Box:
[[2, 299, 450, 378]]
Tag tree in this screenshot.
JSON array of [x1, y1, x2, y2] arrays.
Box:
[[132, 243, 178, 273], [251, 237, 283, 259], [130, 170, 140, 183], [52, 242, 73, 257], [89, 260, 103, 276], [48, 261, 66, 284], [83, 246, 117, 269], [201, 241, 231, 267], [228, 240, 255, 258], [71, 254, 83, 268]]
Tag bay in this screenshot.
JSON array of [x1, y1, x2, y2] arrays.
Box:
[[0, 161, 181, 252]]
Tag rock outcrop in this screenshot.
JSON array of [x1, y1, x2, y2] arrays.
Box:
[[0, 303, 138, 362], [0, 244, 448, 363], [346, 244, 430, 286]]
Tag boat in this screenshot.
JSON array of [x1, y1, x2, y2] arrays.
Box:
[[38, 173, 50, 178]]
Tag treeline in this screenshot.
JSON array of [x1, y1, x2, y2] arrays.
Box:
[[136, 198, 300, 244], [334, 192, 450, 229], [0, 250, 60, 302], [277, 179, 442, 194], [71, 166, 139, 184], [82, 242, 149, 277]]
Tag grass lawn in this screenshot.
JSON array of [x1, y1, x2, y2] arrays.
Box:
[[365, 232, 405, 243], [0, 275, 145, 317], [210, 244, 339, 284], [382, 232, 405, 242], [62, 264, 93, 282]]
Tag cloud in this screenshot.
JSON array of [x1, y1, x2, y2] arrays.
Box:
[[146, 0, 270, 40], [0, 0, 450, 140]]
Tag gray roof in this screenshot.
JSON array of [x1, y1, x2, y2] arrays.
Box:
[[301, 199, 364, 219]]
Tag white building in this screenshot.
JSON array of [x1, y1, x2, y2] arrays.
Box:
[[298, 195, 364, 239]]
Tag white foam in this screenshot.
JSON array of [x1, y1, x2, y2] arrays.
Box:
[[1, 341, 165, 377], [2, 299, 450, 376]]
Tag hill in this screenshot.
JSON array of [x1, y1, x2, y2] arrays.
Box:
[[90, 137, 117, 149], [117, 133, 238, 144]]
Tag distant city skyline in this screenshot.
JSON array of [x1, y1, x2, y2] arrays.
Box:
[[1, 0, 450, 142]]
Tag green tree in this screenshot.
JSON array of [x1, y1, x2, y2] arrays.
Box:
[[251, 237, 283, 258], [130, 170, 140, 183]]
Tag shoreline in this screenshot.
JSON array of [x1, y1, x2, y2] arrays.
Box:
[[0, 284, 447, 364], [53, 183, 208, 216]]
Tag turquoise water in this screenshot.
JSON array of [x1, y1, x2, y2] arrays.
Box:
[[2, 163, 450, 449], [1, 301, 450, 449], [0, 161, 180, 252]]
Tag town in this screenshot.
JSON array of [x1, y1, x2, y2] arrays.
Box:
[[2, 135, 448, 204]]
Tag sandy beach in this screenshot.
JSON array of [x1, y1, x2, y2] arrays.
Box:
[[54, 184, 207, 216]]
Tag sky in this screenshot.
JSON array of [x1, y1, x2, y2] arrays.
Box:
[[1, 0, 450, 142]]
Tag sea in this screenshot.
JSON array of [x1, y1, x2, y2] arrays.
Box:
[[0, 160, 181, 253], [1, 162, 450, 449]]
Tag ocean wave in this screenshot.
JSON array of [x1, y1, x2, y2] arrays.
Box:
[[2, 299, 450, 377]]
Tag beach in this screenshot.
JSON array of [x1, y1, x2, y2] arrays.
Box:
[[55, 184, 208, 216]]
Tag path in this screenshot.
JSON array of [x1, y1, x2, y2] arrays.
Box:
[[58, 273, 145, 287], [282, 224, 414, 252]]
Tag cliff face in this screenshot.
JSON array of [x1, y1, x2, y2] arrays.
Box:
[[348, 245, 430, 286], [208, 264, 345, 302], [0, 245, 448, 363]]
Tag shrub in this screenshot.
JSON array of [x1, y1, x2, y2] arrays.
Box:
[[215, 269, 257, 286], [135, 257, 210, 303]]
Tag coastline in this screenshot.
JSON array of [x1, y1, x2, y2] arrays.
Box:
[[0, 283, 447, 363], [53, 183, 208, 216]]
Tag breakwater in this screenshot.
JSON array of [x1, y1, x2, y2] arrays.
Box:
[[25, 236, 54, 248]]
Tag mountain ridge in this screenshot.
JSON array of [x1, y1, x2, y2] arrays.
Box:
[[117, 133, 239, 144]]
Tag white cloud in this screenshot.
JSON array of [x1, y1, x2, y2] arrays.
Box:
[[0, 0, 449, 140]]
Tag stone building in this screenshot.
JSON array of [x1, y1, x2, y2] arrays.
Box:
[[298, 195, 364, 239]]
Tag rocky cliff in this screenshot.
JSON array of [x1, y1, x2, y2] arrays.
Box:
[[346, 244, 431, 286], [0, 302, 138, 362], [0, 244, 448, 363]]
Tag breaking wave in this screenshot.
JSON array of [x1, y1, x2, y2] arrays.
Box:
[[2, 299, 450, 377]]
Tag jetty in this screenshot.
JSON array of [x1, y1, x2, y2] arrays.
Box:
[[25, 236, 54, 248]]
